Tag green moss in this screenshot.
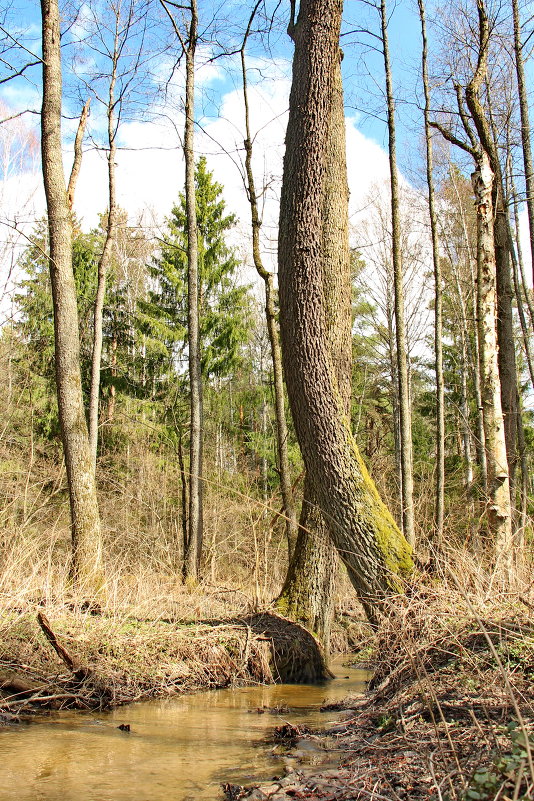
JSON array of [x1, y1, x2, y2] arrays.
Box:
[[352, 439, 414, 583]]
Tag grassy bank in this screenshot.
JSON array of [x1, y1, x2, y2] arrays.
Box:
[[0, 585, 335, 723]]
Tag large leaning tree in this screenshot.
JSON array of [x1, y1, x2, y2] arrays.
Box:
[[277, 0, 413, 622]]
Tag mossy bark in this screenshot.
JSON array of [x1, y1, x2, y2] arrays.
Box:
[[278, 0, 413, 622], [277, 476, 338, 649]]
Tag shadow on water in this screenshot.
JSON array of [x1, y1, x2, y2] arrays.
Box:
[[0, 658, 368, 801]]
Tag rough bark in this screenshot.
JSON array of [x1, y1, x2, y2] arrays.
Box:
[[278, 476, 337, 647], [278, 0, 413, 623], [41, 0, 104, 593], [380, 0, 415, 546], [277, 56, 349, 646]]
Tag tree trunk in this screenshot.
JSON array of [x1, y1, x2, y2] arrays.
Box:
[[464, 0, 513, 566], [240, 35, 298, 558], [88, 25, 119, 471], [277, 56, 349, 647], [278, 475, 337, 647], [448, 164, 487, 484], [418, 0, 445, 541], [182, 4, 203, 582], [278, 0, 413, 623], [41, 0, 104, 594], [380, 0, 415, 546], [512, 0, 534, 286], [471, 151, 513, 567]]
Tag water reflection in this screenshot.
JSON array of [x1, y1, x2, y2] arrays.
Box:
[[0, 660, 367, 801]]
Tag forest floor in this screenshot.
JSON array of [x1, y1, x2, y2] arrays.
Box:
[[226, 586, 534, 801]]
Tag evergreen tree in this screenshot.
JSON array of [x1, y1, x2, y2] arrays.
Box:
[[15, 220, 101, 401], [138, 157, 252, 389], [137, 157, 252, 579]]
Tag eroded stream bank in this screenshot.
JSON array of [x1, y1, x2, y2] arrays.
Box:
[[0, 660, 368, 801]]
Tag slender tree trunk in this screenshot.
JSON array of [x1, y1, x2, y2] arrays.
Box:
[[380, 0, 415, 546], [493, 199, 518, 495], [418, 0, 445, 540], [510, 179, 534, 389], [88, 27, 119, 471], [41, 0, 104, 593], [386, 286, 403, 513], [240, 33, 298, 558], [278, 0, 413, 623], [182, 2, 202, 581], [67, 98, 90, 211], [453, 280, 474, 488], [512, 0, 534, 285], [469, 250, 487, 484], [449, 164, 487, 484]]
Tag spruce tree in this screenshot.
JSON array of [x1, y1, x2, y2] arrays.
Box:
[[138, 158, 251, 386], [137, 157, 252, 579]]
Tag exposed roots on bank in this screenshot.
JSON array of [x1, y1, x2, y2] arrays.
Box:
[[233, 582, 534, 801], [0, 606, 329, 722]]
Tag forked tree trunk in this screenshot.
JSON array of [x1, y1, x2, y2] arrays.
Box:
[[41, 0, 104, 594], [278, 0, 412, 623]]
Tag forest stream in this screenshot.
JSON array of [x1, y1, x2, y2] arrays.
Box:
[[0, 659, 368, 801]]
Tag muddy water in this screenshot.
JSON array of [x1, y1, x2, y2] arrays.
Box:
[[0, 660, 367, 801]]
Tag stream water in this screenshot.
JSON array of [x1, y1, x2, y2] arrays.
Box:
[[0, 660, 367, 801]]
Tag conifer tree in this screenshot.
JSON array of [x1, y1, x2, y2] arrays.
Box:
[[138, 157, 252, 578]]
